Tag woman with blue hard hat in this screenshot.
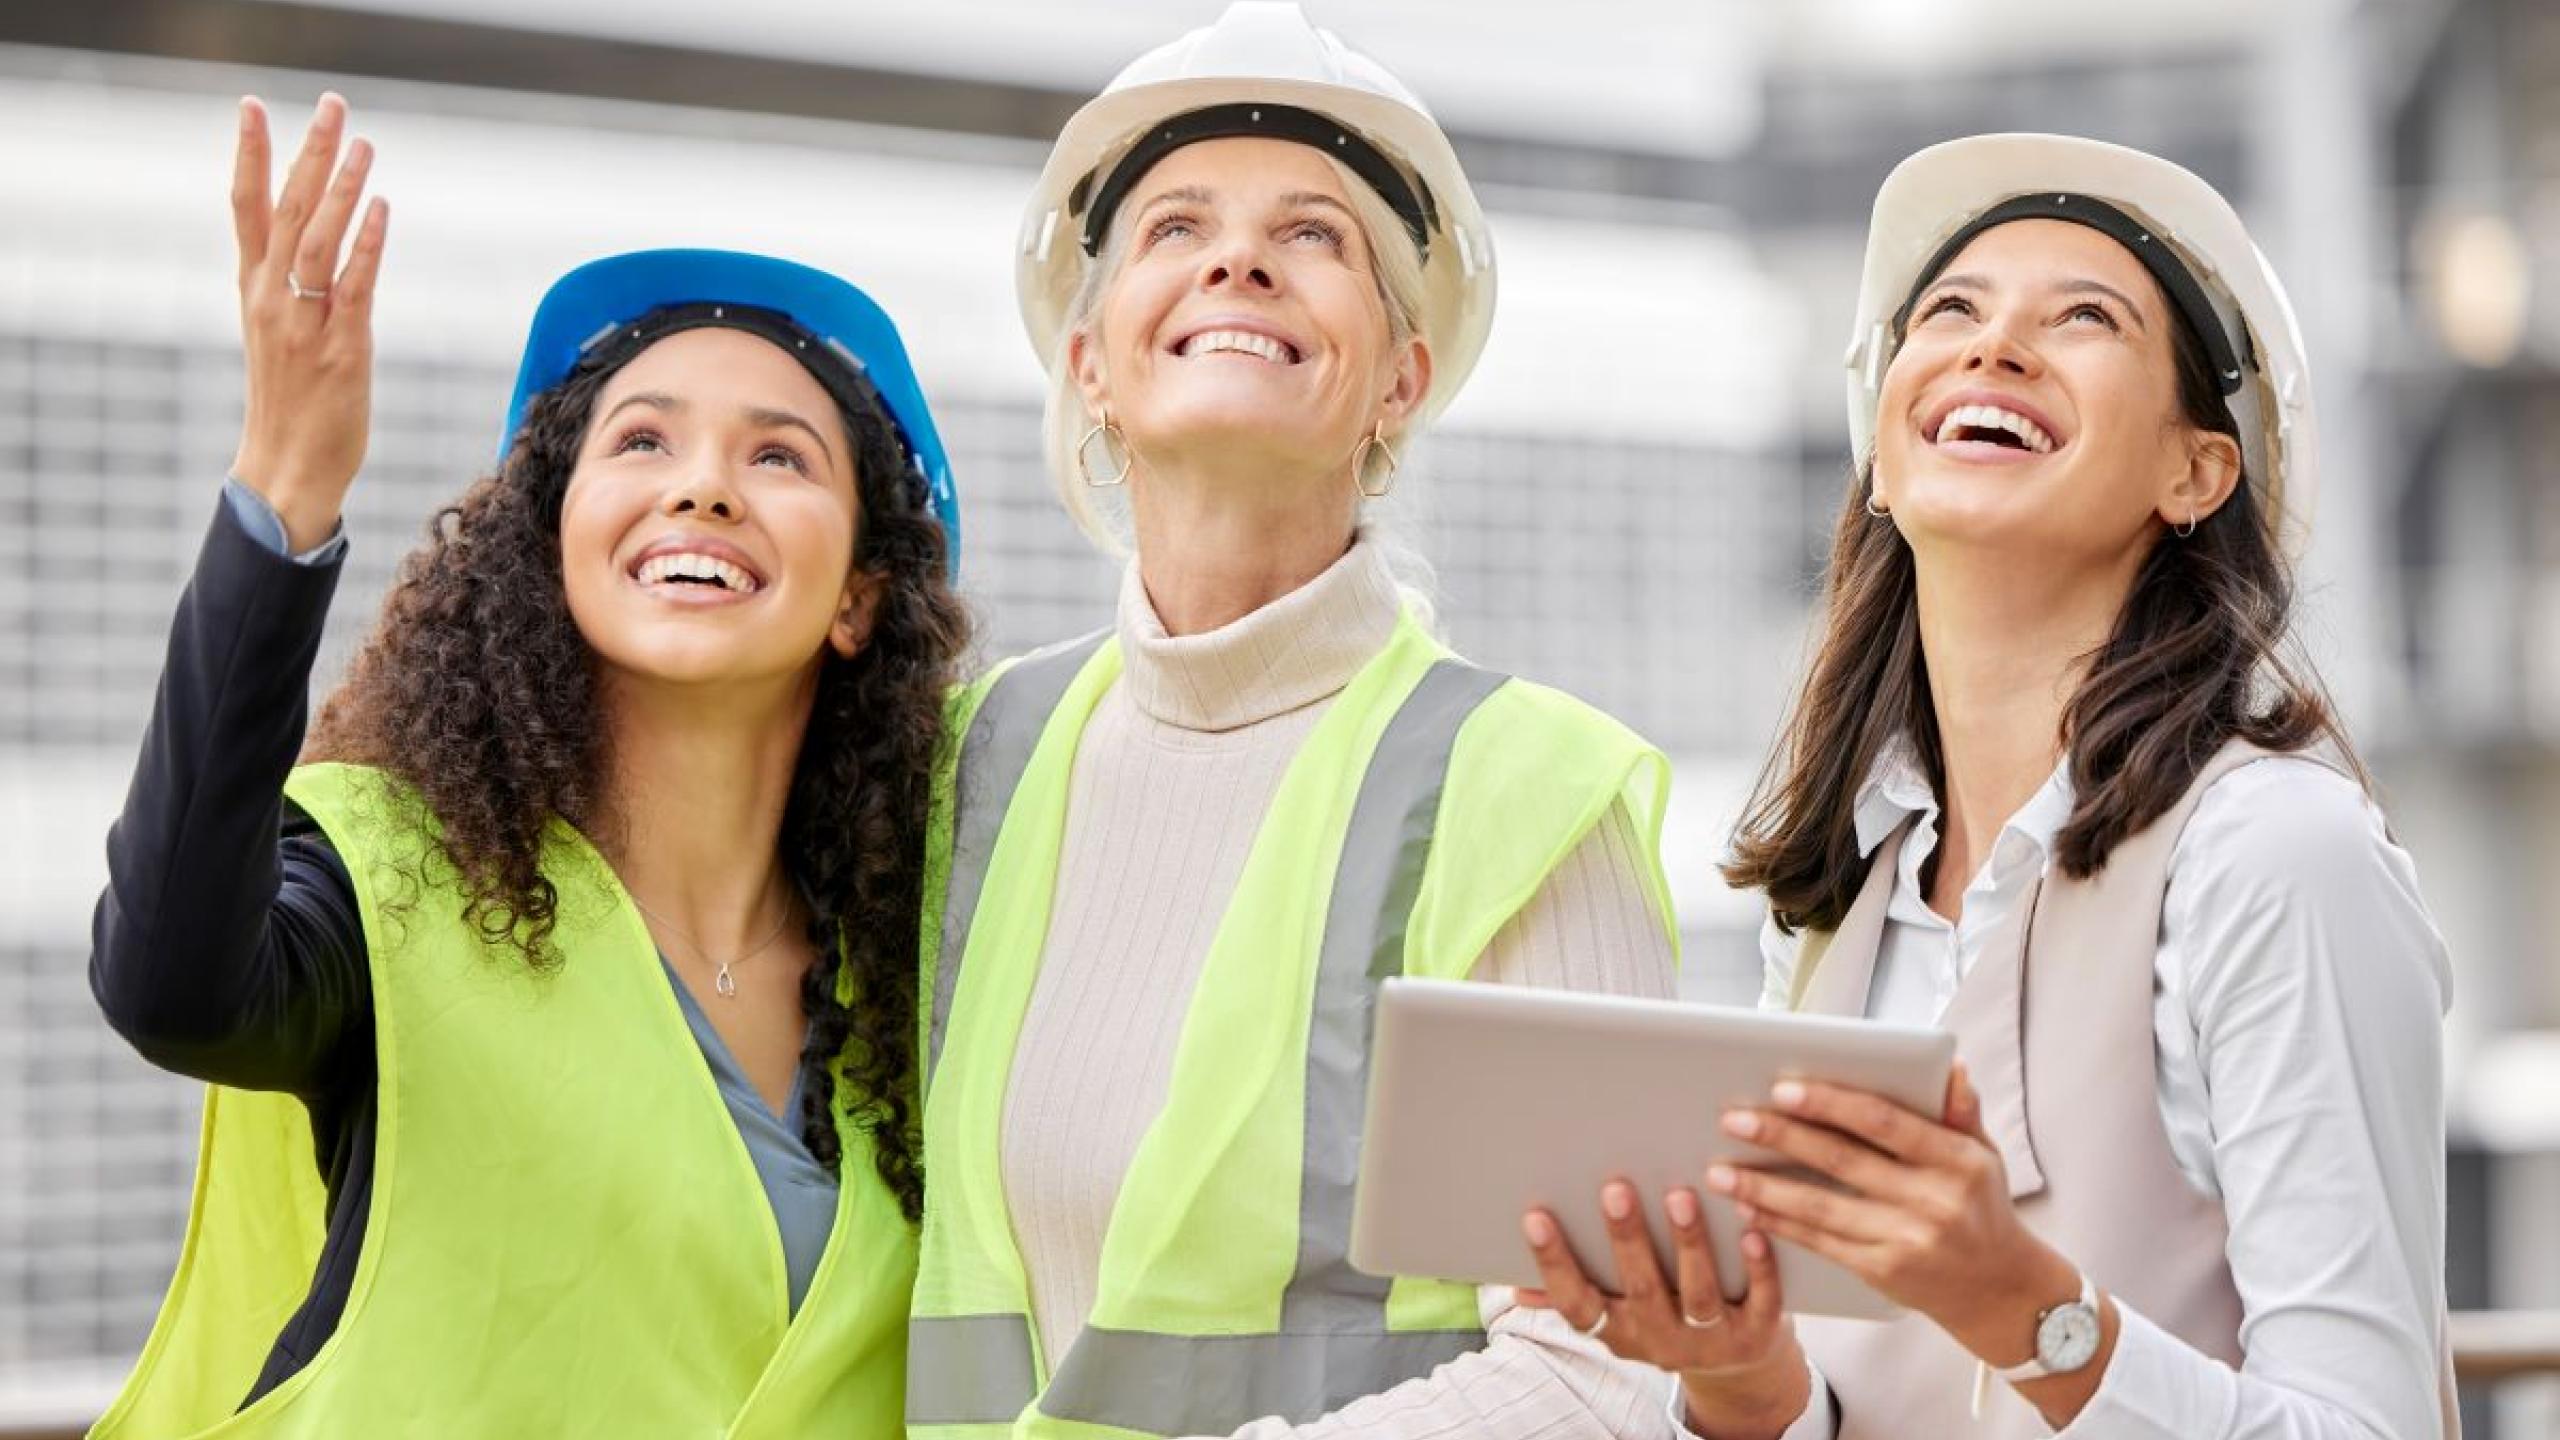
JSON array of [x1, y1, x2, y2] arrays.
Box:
[[908, 6, 1702, 1436], [86, 94, 967, 1435]]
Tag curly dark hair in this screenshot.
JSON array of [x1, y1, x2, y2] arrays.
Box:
[[306, 339, 970, 1220]]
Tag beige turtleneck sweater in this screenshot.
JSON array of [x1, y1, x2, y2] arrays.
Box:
[[998, 538, 1697, 1438]]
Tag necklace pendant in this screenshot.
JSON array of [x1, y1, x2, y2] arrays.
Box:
[[715, 962, 737, 999]]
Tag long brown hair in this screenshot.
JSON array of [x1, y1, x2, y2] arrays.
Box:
[[1725, 257, 2351, 934], [306, 347, 970, 1220]]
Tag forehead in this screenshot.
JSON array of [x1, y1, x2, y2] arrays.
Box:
[[1123, 135, 1352, 207], [596, 326, 839, 417], [1935, 218, 2166, 312]]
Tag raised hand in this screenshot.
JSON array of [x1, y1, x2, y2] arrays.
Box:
[[228, 93, 390, 552]]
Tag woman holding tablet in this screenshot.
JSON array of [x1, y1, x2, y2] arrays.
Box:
[[87, 96, 967, 1435], [1521, 135, 2455, 1439], [908, 4, 1700, 1435]]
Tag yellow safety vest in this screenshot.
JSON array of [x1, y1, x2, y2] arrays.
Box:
[[92, 762, 917, 1439], [908, 615, 1674, 1438]]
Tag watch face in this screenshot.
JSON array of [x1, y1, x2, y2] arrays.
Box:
[[2036, 1301, 2103, 1374]]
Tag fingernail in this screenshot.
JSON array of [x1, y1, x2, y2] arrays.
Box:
[[1665, 1189, 1698, 1226], [1706, 1164, 1738, 1194], [1771, 1080, 1808, 1109], [1602, 1183, 1633, 1221], [1722, 1110, 1761, 1139], [1522, 1212, 1553, 1246], [1743, 1230, 1768, 1259]]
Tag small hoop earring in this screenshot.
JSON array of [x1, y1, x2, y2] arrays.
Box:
[[2176, 509, 2198, 538], [1077, 410, 1131, 489], [1865, 490, 1890, 519], [1352, 421, 1399, 499]]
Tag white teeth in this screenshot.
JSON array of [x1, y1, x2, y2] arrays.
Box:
[[1933, 404, 2055, 454], [636, 551, 759, 594], [1178, 329, 1294, 363]]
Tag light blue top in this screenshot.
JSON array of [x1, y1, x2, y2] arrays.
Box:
[[226, 478, 836, 1312], [661, 960, 836, 1313]]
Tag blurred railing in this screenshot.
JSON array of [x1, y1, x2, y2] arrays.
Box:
[[2, 1313, 2557, 1439], [2450, 1309, 2560, 1383]]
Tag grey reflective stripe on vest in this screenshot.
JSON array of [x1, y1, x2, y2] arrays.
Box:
[[1039, 1327, 1486, 1434], [927, 631, 1109, 1080], [1284, 660, 1510, 1328], [1046, 660, 1507, 1430], [904, 1313, 1038, 1426], [915, 655, 1507, 1432]]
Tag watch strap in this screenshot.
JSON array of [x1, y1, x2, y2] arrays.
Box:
[[1992, 1270, 2100, 1384]]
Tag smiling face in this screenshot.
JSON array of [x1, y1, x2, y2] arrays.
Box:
[[558, 326, 875, 695], [1069, 135, 1429, 492], [1873, 218, 2240, 569]]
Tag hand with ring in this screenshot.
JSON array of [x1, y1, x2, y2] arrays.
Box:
[[1518, 1179, 1812, 1440], [229, 91, 391, 552]]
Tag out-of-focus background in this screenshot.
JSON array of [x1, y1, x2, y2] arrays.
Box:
[[0, 0, 2553, 1432]]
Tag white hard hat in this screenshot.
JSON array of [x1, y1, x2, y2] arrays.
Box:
[[1015, 1, 1495, 423], [1845, 134, 2318, 555]]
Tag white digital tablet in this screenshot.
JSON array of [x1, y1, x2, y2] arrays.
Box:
[[1349, 977, 1957, 1321]]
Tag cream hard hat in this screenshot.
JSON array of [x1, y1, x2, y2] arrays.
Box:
[[1845, 134, 2318, 554], [1015, 2, 1495, 423]]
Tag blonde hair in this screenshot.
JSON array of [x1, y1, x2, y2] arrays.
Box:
[[1040, 149, 1431, 553]]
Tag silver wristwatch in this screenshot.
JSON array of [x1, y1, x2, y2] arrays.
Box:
[[1992, 1272, 2103, 1383]]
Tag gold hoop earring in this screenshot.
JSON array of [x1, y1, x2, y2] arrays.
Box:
[[1352, 421, 1399, 499], [1077, 410, 1131, 489]]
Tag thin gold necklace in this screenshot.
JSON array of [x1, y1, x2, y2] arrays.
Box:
[[627, 885, 797, 999]]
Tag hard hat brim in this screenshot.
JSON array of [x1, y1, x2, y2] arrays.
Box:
[[504, 249, 962, 570], [1016, 75, 1496, 425], [1844, 134, 2316, 555]]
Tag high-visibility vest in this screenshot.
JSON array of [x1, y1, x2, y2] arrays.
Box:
[[91, 762, 917, 1440], [908, 614, 1675, 1438]]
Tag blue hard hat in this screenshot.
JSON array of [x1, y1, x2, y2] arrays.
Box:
[[500, 248, 961, 573]]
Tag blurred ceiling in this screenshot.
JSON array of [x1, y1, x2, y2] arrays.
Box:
[[1765, 0, 2277, 73], [227, 0, 1770, 154], [210, 0, 2284, 154]]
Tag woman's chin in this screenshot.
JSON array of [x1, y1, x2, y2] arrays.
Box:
[[588, 635, 809, 697], [1136, 394, 1340, 454], [1891, 494, 2056, 555]]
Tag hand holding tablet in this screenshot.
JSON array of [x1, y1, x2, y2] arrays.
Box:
[[1348, 978, 1957, 1320], [1518, 1174, 1813, 1431]]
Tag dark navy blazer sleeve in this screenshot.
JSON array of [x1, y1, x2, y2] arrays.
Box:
[[89, 492, 371, 1099]]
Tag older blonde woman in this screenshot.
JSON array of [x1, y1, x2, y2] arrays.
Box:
[[904, 5, 1700, 1437]]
